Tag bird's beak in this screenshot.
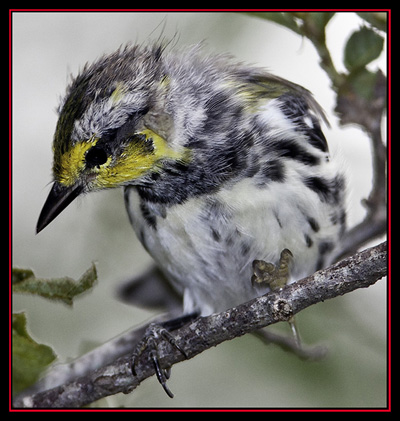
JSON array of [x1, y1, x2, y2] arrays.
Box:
[[36, 182, 84, 233]]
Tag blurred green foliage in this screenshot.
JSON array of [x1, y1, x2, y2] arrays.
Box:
[[12, 312, 57, 395], [12, 265, 97, 395], [249, 11, 386, 104]]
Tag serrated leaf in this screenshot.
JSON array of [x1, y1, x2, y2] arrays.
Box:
[[12, 312, 57, 395], [12, 264, 97, 306], [344, 26, 384, 72]]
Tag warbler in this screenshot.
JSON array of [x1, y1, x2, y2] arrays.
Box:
[[37, 43, 346, 317]]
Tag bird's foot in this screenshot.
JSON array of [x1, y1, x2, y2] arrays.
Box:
[[131, 313, 197, 398], [252, 249, 301, 347], [252, 248, 293, 290]]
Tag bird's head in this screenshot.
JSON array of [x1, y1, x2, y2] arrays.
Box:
[[37, 43, 327, 234], [36, 45, 188, 233]]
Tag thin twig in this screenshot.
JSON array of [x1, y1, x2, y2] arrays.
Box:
[[252, 328, 328, 361]]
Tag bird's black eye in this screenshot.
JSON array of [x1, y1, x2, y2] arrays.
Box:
[[85, 145, 108, 167]]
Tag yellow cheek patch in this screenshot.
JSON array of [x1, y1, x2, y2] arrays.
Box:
[[93, 128, 188, 189], [54, 129, 189, 189], [55, 138, 98, 187]]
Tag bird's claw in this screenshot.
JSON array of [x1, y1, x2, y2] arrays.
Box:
[[252, 248, 293, 290], [131, 313, 197, 398], [252, 249, 301, 347]]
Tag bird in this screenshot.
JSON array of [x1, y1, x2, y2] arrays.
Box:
[[37, 43, 346, 393]]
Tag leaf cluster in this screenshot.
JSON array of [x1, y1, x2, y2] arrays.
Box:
[[12, 265, 97, 395], [250, 12, 386, 108]]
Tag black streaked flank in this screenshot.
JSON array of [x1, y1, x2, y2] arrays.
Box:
[[307, 216, 320, 233], [278, 93, 328, 153], [304, 233, 313, 248], [211, 228, 221, 242], [302, 175, 344, 204], [306, 121, 329, 152], [256, 161, 286, 187], [274, 139, 320, 166], [303, 176, 330, 202], [140, 201, 157, 230]]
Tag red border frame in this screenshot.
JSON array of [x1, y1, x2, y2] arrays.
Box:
[[9, 8, 391, 413]]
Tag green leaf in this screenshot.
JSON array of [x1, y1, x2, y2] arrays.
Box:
[[12, 312, 57, 395], [356, 12, 387, 32], [12, 267, 34, 284], [347, 68, 381, 101], [292, 11, 334, 35], [12, 264, 97, 306], [344, 26, 384, 72], [307, 12, 335, 32]]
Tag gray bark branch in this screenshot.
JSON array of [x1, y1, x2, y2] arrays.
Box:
[[14, 240, 387, 408]]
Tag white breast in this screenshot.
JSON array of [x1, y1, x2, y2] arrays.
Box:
[[125, 175, 341, 316]]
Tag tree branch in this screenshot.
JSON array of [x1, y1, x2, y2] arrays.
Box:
[[334, 69, 387, 260], [14, 241, 387, 408]]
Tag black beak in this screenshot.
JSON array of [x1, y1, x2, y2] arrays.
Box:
[[36, 183, 84, 233]]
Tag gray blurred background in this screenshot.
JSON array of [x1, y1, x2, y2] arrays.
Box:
[[12, 11, 387, 407]]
